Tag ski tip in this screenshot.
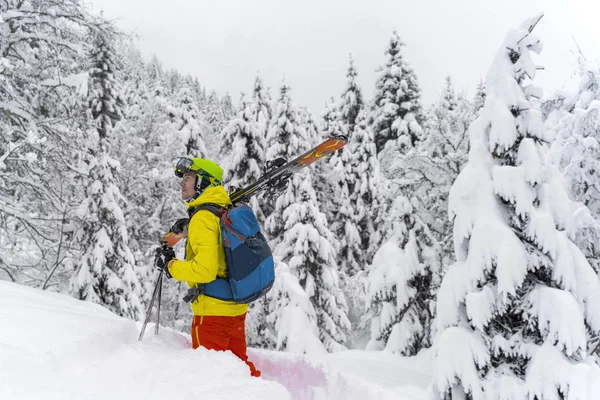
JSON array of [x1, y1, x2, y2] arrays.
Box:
[[297, 137, 348, 166]]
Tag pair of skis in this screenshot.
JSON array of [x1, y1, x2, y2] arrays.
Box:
[[138, 135, 348, 340], [158, 135, 348, 248]]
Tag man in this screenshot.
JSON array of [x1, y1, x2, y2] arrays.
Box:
[[155, 157, 261, 377]]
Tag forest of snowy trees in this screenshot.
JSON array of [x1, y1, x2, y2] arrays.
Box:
[[4, 1, 600, 398]]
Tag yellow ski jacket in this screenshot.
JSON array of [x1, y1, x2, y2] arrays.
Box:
[[168, 186, 248, 317]]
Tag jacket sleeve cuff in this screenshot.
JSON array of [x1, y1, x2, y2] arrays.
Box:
[[167, 259, 179, 279]]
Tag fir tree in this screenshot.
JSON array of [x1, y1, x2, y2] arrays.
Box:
[[323, 100, 362, 276], [370, 31, 424, 156], [219, 93, 266, 229], [367, 45, 441, 357], [344, 110, 387, 346], [299, 106, 321, 145], [221, 92, 236, 123], [172, 85, 208, 157], [546, 62, 600, 273], [264, 259, 324, 353], [274, 170, 350, 352], [87, 33, 125, 136], [70, 29, 142, 320], [472, 80, 487, 116], [220, 94, 265, 188], [252, 74, 273, 136], [264, 82, 308, 241], [348, 110, 385, 264], [340, 55, 364, 134], [366, 193, 440, 355], [418, 77, 473, 264], [204, 90, 227, 136], [433, 16, 600, 399]]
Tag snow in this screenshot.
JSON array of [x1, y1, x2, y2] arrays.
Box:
[[0, 281, 430, 400], [524, 285, 587, 357], [40, 72, 89, 98], [433, 326, 490, 398], [465, 286, 496, 331], [527, 342, 600, 400]]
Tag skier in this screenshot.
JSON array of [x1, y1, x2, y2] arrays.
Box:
[[154, 157, 261, 377]]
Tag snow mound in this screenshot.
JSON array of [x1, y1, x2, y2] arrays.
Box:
[[0, 281, 427, 400]]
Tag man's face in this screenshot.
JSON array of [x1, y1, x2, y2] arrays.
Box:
[[179, 172, 197, 200]]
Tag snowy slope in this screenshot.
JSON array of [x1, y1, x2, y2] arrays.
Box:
[[0, 281, 431, 400]]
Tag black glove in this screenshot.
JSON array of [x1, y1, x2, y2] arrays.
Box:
[[170, 218, 189, 234], [154, 246, 176, 278]]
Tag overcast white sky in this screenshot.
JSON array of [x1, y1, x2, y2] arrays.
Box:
[[89, 0, 600, 113]]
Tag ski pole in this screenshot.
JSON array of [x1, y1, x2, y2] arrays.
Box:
[[138, 270, 163, 341], [155, 272, 162, 335]]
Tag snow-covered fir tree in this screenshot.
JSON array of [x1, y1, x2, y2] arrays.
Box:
[[299, 106, 321, 145], [190, 77, 207, 107], [340, 55, 364, 134], [220, 94, 265, 188], [299, 105, 332, 204], [433, 16, 600, 399], [264, 82, 307, 241], [321, 97, 345, 136], [348, 110, 385, 264], [262, 259, 324, 353], [121, 51, 185, 247], [171, 85, 208, 157], [320, 97, 362, 270], [335, 58, 374, 274], [87, 32, 125, 135], [204, 90, 227, 137], [274, 170, 351, 352], [219, 93, 266, 225], [546, 62, 600, 273], [367, 41, 441, 356], [343, 110, 387, 346], [314, 98, 346, 212], [366, 192, 440, 356], [252, 74, 273, 138], [70, 30, 142, 320], [221, 93, 236, 124], [472, 80, 487, 116], [370, 31, 424, 157], [251, 82, 309, 347], [418, 77, 473, 263]]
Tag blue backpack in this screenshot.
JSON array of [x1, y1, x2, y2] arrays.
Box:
[[186, 203, 275, 304]]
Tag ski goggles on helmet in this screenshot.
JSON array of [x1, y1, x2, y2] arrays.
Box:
[[174, 157, 195, 178], [174, 157, 220, 184]]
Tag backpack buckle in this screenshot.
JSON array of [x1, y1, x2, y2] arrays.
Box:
[[182, 285, 205, 303]]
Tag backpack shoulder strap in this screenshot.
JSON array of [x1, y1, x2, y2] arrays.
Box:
[[189, 203, 224, 219]]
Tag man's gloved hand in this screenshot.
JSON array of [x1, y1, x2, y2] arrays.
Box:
[[155, 246, 176, 278], [170, 218, 189, 234]]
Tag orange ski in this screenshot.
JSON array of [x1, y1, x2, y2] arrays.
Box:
[[297, 137, 347, 166]]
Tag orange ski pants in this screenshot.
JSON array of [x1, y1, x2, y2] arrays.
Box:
[[191, 313, 261, 377]]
